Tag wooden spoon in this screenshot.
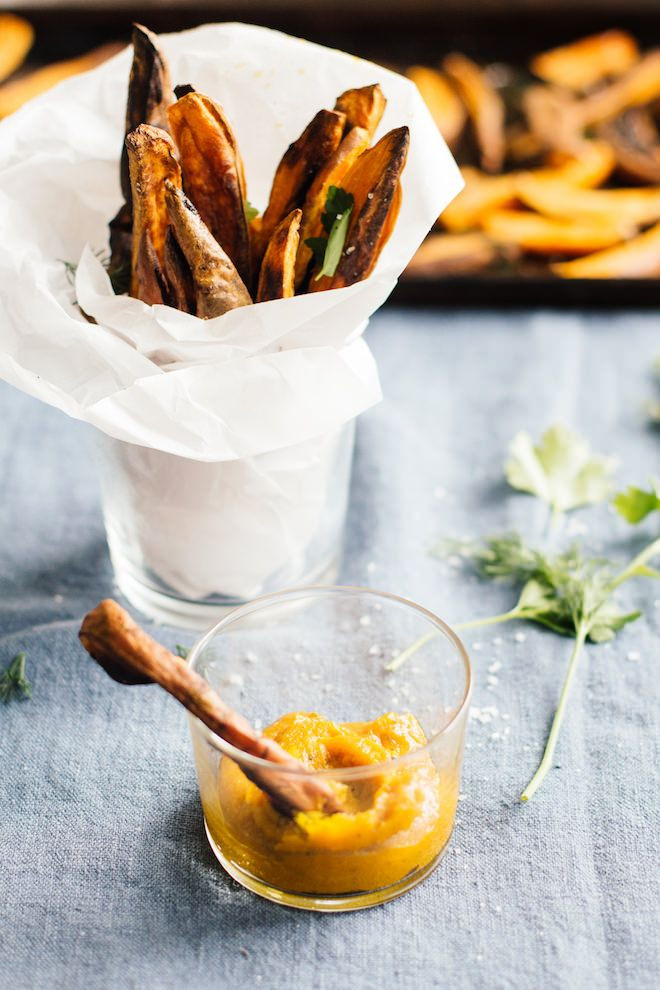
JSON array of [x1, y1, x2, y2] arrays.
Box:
[[79, 599, 342, 817]]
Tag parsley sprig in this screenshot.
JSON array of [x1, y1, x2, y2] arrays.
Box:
[[613, 481, 660, 524], [305, 185, 354, 281], [0, 653, 31, 704]]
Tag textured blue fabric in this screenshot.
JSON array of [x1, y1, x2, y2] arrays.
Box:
[[1, 307, 658, 990]]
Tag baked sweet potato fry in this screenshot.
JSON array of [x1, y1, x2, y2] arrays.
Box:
[[441, 168, 518, 232], [110, 25, 173, 279], [0, 42, 121, 119], [126, 124, 182, 303], [551, 222, 660, 278], [406, 232, 497, 277], [254, 108, 346, 267], [334, 84, 386, 140], [311, 126, 410, 290], [0, 13, 34, 84], [294, 125, 370, 290], [531, 30, 639, 91], [257, 209, 302, 302], [517, 176, 660, 228], [576, 50, 660, 129], [165, 181, 252, 319], [163, 227, 195, 314], [599, 110, 660, 185], [168, 92, 250, 287], [443, 53, 505, 173], [482, 209, 627, 256], [406, 66, 466, 149]]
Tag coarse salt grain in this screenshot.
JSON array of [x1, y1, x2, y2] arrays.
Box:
[[368, 644, 381, 656], [626, 651, 640, 662], [227, 673, 244, 687], [359, 615, 371, 627], [488, 660, 502, 673], [245, 650, 258, 663], [472, 642, 482, 651], [514, 631, 526, 643]]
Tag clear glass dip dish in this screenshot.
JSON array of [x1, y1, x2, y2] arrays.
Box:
[[187, 586, 472, 912]]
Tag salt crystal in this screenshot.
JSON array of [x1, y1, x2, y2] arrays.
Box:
[[227, 673, 244, 687], [493, 636, 503, 646], [245, 650, 258, 663], [487, 675, 498, 686], [494, 905, 502, 914], [626, 651, 640, 662], [368, 644, 381, 656], [458, 793, 466, 802], [488, 661, 502, 674], [359, 615, 371, 627], [471, 642, 482, 652], [514, 631, 526, 643], [254, 719, 263, 730]]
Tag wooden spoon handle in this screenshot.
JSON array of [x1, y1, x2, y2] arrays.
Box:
[[79, 600, 342, 816]]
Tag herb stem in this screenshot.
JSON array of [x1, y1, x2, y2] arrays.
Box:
[[520, 622, 588, 802], [609, 536, 660, 589], [385, 607, 521, 672]]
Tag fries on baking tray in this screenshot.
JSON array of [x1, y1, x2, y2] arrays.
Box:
[[107, 24, 408, 315], [405, 29, 660, 280]]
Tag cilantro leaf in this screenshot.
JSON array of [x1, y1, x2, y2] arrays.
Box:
[[175, 644, 190, 659], [613, 481, 660, 524], [505, 425, 616, 523], [304, 185, 354, 282], [244, 200, 260, 223]]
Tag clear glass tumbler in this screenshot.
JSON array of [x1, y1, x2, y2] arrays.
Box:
[[187, 586, 472, 912], [95, 422, 355, 628]]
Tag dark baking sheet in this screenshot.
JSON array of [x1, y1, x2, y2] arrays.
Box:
[[12, 3, 660, 308]]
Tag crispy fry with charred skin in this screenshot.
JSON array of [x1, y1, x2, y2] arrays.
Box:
[[167, 92, 251, 288], [577, 50, 660, 129], [163, 227, 195, 314], [126, 124, 181, 303], [334, 84, 386, 139], [110, 25, 173, 281], [257, 209, 302, 302], [311, 126, 410, 291], [531, 30, 639, 91], [406, 66, 466, 149], [165, 181, 252, 319], [599, 110, 660, 185], [294, 125, 370, 290], [551, 222, 660, 278], [482, 209, 627, 256], [253, 109, 346, 268], [406, 232, 498, 277], [0, 13, 34, 84], [443, 53, 505, 173]]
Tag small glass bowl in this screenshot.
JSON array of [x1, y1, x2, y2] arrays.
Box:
[[187, 586, 471, 912]]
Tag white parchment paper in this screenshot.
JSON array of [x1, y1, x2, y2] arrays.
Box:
[[0, 22, 462, 462]]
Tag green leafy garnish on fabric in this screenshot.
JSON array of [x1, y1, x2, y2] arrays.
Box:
[[305, 185, 354, 281], [0, 653, 31, 705], [613, 481, 660, 524], [505, 425, 616, 526], [175, 644, 190, 660]]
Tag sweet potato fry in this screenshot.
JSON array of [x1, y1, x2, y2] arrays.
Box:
[[254, 109, 346, 266], [482, 209, 627, 256], [257, 209, 302, 302], [551, 222, 660, 278], [168, 92, 250, 287], [135, 229, 169, 307], [0, 13, 34, 84], [311, 126, 410, 290], [406, 66, 466, 149], [522, 85, 582, 154], [545, 140, 616, 187], [405, 232, 497, 278], [517, 176, 660, 228], [531, 30, 639, 91], [576, 50, 660, 129], [334, 84, 386, 140], [294, 125, 370, 290], [121, 25, 173, 201], [440, 168, 519, 232], [0, 43, 121, 119], [164, 181, 252, 319], [443, 53, 505, 173], [162, 227, 195, 314], [599, 110, 660, 185], [125, 124, 182, 302]]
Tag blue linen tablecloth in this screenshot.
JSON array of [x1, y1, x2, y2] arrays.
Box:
[[1, 307, 658, 990]]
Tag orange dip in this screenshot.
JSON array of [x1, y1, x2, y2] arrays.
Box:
[[203, 710, 458, 895]]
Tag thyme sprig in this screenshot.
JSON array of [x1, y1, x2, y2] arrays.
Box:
[[0, 653, 31, 704]]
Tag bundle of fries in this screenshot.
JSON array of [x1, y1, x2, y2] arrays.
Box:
[[405, 30, 660, 280], [108, 25, 409, 316]]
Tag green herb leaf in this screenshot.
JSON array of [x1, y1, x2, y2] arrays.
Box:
[[0, 653, 31, 704], [613, 481, 660, 524], [304, 185, 354, 282], [175, 644, 190, 660], [244, 199, 260, 223], [505, 425, 616, 524]]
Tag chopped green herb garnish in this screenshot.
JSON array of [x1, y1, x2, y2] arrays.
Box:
[[175, 644, 190, 659], [613, 481, 660, 524], [244, 199, 260, 223], [0, 653, 31, 705], [305, 185, 354, 281]]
